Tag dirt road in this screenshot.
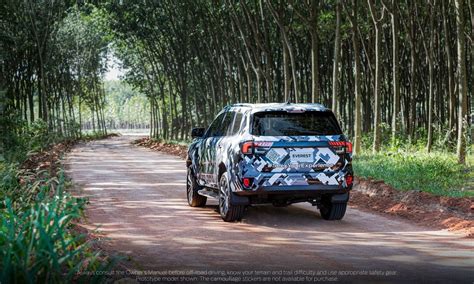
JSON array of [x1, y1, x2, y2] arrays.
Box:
[[65, 136, 473, 283]]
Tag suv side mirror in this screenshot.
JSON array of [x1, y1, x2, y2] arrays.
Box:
[[191, 127, 206, 139]]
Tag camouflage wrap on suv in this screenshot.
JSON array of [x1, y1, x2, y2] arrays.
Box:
[[238, 135, 352, 191], [187, 103, 353, 196]]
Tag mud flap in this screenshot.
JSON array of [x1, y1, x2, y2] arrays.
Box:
[[230, 193, 250, 206], [331, 192, 349, 203]]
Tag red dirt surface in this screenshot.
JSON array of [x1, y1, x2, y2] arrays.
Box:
[[351, 178, 473, 238], [135, 137, 473, 238]]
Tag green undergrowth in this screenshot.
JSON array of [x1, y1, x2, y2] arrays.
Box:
[[0, 124, 118, 282], [1, 118, 115, 164], [0, 169, 115, 283], [353, 151, 473, 198], [355, 128, 473, 198]]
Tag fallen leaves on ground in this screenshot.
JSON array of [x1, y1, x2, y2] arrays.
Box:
[[133, 137, 188, 159]]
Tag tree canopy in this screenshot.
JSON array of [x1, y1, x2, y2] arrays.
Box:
[[106, 0, 473, 162], [1, 0, 473, 163]]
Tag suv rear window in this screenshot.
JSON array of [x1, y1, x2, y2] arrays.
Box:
[[252, 111, 341, 136]]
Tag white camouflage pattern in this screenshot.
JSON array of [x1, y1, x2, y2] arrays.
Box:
[[187, 103, 353, 193]]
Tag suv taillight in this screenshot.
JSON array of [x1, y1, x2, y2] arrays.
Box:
[[242, 177, 253, 188], [241, 141, 254, 154], [345, 175, 353, 186], [241, 141, 273, 155], [328, 141, 353, 154]]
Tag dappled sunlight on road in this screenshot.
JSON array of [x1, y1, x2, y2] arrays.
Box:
[[65, 136, 474, 281]]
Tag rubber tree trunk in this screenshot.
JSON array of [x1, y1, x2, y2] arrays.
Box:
[[455, 0, 468, 164], [283, 40, 290, 102], [426, 3, 435, 152], [368, 0, 384, 153], [348, 0, 362, 155], [310, 0, 320, 103], [331, 1, 341, 117], [442, 0, 456, 134], [391, 2, 400, 140]]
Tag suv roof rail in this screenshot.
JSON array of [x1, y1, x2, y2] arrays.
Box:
[[229, 102, 329, 110], [228, 103, 254, 108]]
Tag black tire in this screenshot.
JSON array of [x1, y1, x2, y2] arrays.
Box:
[[319, 199, 347, 220], [186, 168, 207, 207], [219, 172, 245, 222]]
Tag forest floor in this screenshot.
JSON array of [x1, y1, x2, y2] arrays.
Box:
[[64, 135, 473, 283]]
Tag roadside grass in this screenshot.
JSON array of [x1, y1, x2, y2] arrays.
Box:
[[353, 150, 473, 198], [0, 174, 114, 282], [0, 169, 115, 282], [0, 124, 118, 282]]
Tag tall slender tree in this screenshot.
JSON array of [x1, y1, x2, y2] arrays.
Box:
[[368, 0, 385, 153], [455, 0, 468, 164], [332, 0, 342, 116]]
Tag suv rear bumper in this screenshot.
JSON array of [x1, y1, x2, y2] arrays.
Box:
[[236, 184, 350, 195], [231, 184, 351, 206]]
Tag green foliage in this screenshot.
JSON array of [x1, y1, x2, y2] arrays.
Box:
[[360, 124, 461, 153], [0, 114, 25, 162], [0, 163, 19, 198], [80, 132, 119, 141], [27, 120, 54, 153], [353, 151, 471, 197], [95, 81, 149, 130], [1, 119, 72, 164], [355, 126, 472, 197], [0, 170, 115, 283]]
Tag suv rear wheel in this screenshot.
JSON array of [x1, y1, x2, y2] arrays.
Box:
[[186, 168, 207, 207], [219, 172, 245, 222], [319, 198, 347, 220]]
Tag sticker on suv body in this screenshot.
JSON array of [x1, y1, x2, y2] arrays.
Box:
[[289, 148, 314, 163]]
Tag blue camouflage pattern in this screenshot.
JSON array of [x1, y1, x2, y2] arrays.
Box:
[[187, 103, 353, 194]]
